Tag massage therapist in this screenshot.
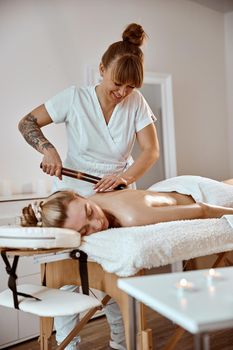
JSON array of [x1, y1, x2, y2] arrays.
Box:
[[18, 23, 159, 197], [18, 23, 159, 350]]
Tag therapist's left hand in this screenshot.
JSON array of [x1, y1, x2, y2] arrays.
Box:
[[94, 174, 128, 192]]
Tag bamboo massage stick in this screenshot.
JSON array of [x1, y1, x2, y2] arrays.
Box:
[[40, 164, 126, 190]]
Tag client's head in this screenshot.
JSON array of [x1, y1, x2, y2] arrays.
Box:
[[20, 190, 109, 236]]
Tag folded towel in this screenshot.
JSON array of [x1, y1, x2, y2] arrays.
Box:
[[80, 216, 233, 276], [148, 175, 233, 207]]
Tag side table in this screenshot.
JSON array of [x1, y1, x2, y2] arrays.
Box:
[[118, 266, 233, 350]]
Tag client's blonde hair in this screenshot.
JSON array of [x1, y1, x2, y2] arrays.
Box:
[[21, 191, 78, 228]]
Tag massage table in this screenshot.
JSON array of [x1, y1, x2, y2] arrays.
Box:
[[1, 214, 233, 350]]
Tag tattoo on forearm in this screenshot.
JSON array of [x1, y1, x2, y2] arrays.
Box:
[[41, 142, 54, 150], [18, 113, 54, 152]]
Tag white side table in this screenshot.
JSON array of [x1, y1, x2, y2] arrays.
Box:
[[118, 266, 233, 350]]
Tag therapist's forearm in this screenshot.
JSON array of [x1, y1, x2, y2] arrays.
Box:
[[18, 114, 55, 154], [122, 149, 159, 185]]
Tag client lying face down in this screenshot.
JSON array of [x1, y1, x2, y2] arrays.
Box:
[[21, 176, 233, 236]]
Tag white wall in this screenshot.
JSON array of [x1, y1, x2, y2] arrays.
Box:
[[0, 0, 231, 195], [224, 12, 233, 176]]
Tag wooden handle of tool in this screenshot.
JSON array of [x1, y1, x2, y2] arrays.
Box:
[[40, 163, 126, 190]]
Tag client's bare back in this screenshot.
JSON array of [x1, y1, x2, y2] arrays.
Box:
[[91, 189, 196, 227], [91, 188, 233, 228]]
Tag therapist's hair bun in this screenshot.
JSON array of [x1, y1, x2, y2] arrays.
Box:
[[101, 23, 147, 87], [122, 23, 147, 47]]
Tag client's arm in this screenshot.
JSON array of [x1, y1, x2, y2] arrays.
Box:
[[151, 203, 204, 224], [151, 202, 233, 224], [128, 202, 233, 227]]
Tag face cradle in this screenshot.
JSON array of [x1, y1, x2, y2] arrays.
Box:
[[100, 64, 135, 105], [63, 196, 109, 236]]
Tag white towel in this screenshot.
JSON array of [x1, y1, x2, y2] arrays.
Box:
[[148, 175, 233, 207], [80, 216, 233, 277]]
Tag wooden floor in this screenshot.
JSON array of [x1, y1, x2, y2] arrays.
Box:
[[5, 307, 233, 350]]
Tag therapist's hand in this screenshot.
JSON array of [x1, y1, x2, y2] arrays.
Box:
[[94, 173, 128, 192], [41, 148, 63, 179]]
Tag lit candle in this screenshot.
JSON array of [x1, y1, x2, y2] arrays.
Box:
[[175, 278, 194, 295], [205, 268, 221, 285]]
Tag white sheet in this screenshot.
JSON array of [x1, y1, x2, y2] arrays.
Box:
[[148, 175, 233, 207], [80, 216, 233, 277]]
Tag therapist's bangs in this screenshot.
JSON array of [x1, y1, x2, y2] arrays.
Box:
[[112, 55, 143, 88]]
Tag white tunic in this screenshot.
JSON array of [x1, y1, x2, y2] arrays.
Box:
[[45, 85, 155, 196]]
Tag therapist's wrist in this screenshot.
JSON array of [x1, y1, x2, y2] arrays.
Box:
[[120, 173, 135, 186]]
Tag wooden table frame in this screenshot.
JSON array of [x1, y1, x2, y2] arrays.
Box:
[[1, 248, 232, 350], [40, 258, 152, 350], [0, 248, 152, 350]]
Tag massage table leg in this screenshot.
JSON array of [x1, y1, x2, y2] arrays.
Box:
[[123, 296, 152, 350], [163, 327, 185, 350], [38, 291, 109, 350], [39, 302, 107, 350], [136, 302, 153, 350], [40, 317, 53, 350], [115, 290, 152, 350], [141, 329, 153, 350], [56, 296, 109, 350]]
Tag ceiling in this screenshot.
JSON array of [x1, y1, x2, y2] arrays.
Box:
[[188, 0, 233, 13]]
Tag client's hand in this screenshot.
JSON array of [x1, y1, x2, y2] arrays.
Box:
[[94, 173, 127, 192]]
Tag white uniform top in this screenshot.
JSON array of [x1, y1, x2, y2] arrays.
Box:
[[45, 85, 155, 196]]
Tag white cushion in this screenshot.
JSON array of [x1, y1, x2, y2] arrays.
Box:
[[0, 284, 101, 317], [0, 226, 81, 249]]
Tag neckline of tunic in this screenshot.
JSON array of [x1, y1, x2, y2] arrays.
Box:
[[92, 85, 121, 127]]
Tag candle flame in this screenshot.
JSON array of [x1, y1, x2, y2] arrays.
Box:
[[180, 278, 188, 287], [209, 268, 216, 276]]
